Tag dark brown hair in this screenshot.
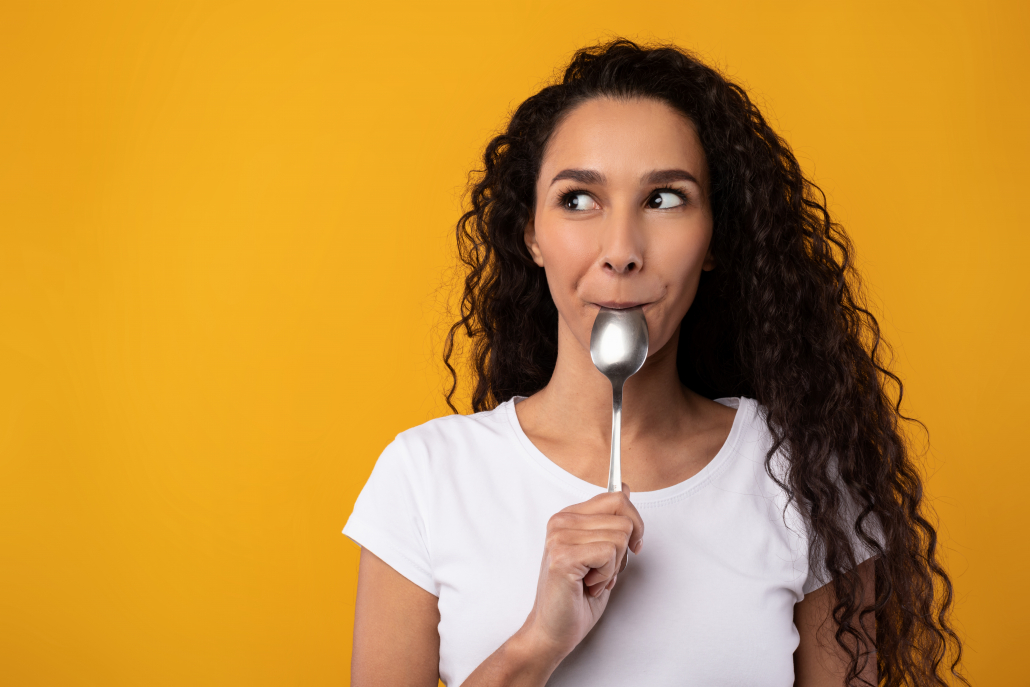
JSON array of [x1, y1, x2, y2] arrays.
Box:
[[444, 39, 965, 686]]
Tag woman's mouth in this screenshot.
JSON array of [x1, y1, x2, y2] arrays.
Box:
[[590, 300, 651, 310]]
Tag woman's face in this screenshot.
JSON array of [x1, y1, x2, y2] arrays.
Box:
[[525, 96, 715, 360]]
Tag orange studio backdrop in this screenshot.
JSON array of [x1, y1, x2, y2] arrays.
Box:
[[1, 1, 1027, 684]]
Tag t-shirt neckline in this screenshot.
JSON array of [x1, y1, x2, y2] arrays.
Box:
[[502, 395, 751, 506]]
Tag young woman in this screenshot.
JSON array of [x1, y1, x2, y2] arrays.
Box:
[[344, 40, 965, 687]]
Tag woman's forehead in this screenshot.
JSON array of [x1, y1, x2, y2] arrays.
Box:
[[540, 97, 708, 187]]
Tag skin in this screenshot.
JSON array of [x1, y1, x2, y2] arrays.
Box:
[[352, 97, 876, 686]]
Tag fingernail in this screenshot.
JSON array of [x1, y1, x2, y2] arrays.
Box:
[[632, 539, 643, 554]]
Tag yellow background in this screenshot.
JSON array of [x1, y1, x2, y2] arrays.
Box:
[[1, 1, 1027, 684]]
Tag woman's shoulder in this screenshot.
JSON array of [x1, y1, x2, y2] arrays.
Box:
[[730, 394, 771, 427], [362, 401, 526, 501], [395, 401, 511, 442], [712, 395, 791, 485], [379, 400, 516, 466], [725, 396, 886, 566], [714, 395, 776, 448]]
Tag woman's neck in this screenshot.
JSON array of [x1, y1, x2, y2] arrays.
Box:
[[536, 319, 691, 442], [514, 317, 732, 491]]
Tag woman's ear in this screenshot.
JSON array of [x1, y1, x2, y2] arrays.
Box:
[[702, 246, 716, 271], [524, 219, 545, 267]]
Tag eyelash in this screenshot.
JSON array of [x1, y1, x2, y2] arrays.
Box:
[[556, 186, 690, 209]]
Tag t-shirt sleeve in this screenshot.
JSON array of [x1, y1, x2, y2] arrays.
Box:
[[342, 434, 438, 597], [802, 482, 885, 595]]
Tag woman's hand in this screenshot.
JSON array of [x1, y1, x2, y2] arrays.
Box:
[[520, 484, 645, 663]]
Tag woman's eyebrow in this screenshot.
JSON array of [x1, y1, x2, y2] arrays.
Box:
[[548, 168, 700, 187], [550, 169, 606, 187], [643, 169, 700, 186]]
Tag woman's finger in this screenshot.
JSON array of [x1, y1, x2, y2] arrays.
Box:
[[558, 488, 644, 553], [565, 540, 620, 583], [547, 513, 634, 537]]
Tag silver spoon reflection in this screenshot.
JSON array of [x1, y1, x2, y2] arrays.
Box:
[[589, 307, 649, 493]]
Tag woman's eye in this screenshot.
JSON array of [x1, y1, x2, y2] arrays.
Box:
[[647, 191, 685, 209], [563, 192, 599, 211]]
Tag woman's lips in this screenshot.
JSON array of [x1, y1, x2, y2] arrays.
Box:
[[590, 300, 651, 310]]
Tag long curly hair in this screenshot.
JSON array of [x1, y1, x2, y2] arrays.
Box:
[[443, 39, 965, 686]]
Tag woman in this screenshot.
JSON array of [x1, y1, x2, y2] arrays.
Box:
[[344, 40, 965, 686]]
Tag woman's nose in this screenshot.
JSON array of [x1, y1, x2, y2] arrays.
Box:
[[600, 211, 644, 274]]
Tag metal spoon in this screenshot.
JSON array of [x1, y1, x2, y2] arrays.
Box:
[[589, 307, 649, 493]]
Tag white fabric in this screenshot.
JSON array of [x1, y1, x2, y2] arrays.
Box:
[[342, 396, 876, 686]]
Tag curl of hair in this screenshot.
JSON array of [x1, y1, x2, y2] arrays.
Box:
[[443, 39, 965, 686]]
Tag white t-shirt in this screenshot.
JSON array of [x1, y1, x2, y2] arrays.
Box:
[[343, 396, 875, 686]]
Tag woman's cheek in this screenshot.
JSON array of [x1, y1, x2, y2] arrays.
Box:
[[542, 235, 594, 295]]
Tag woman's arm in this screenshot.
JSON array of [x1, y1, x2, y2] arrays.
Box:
[[794, 557, 877, 687], [350, 548, 561, 687], [351, 548, 441, 687]]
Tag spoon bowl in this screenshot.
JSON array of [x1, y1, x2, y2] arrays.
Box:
[[590, 307, 649, 492]]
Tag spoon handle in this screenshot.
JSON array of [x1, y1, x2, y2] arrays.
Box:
[[607, 382, 623, 493]]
